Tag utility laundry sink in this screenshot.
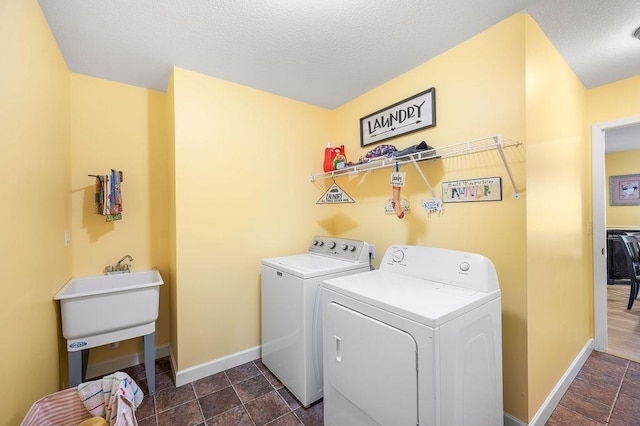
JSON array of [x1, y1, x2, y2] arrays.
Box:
[[54, 269, 163, 344], [54, 269, 163, 393]]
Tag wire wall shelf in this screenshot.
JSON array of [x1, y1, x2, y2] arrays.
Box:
[[309, 135, 523, 198]]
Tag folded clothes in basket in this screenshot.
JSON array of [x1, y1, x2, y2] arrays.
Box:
[[78, 371, 143, 426], [391, 140, 433, 157], [21, 371, 142, 426]]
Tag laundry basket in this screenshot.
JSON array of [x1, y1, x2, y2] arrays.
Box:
[[21, 387, 92, 426]]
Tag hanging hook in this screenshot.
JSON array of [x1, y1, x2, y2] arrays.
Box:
[[395, 162, 399, 172]]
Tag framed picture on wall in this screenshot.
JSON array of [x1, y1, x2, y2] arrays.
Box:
[[359, 88, 436, 147], [610, 174, 640, 206]]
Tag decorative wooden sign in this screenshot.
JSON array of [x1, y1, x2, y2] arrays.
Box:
[[360, 88, 436, 147], [317, 182, 355, 204], [443, 177, 502, 203]]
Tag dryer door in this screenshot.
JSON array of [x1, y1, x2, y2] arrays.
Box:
[[324, 302, 418, 425]]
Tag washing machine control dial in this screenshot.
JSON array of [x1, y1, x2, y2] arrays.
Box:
[[341, 244, 348, 250], [328, 241, 336, 249], [459, 262, 471, 272], [318, 241, 324, 246], [312, 240, 318, 246], [348, 245, 356, 252], [392, 250, 405, 263]]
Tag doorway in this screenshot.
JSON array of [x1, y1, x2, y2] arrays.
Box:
[[592, 117, 640, 354]]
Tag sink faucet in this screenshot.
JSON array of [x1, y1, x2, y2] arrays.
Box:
[[105, 254, 134, 274], [116, 254, 134, 270]]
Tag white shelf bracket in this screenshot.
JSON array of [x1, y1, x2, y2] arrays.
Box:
[[494, 135, 520, 199], [410, 157, 437, 198]]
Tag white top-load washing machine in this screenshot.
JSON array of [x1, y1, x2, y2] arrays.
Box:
[[261, 236, 370, 407], [322, 244, 503, 426]]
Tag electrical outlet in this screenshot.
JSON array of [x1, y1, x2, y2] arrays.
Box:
[[369, 244, 375, 259]]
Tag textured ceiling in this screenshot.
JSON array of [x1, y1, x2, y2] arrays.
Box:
[[37, 0, 533, 109], [37, 0, 640, 110], [527, 0, 640, 89]]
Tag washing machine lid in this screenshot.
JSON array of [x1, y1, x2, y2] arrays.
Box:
[[262, 254, 369, 279], [323, 270, 500, 328]]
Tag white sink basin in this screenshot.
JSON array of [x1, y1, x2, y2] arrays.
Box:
[[54, 270, 163, 343]]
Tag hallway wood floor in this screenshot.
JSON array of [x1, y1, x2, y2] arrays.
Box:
[[607, 284, 640, 363]]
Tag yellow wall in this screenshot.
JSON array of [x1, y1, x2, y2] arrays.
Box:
[[170, 68, 334, 368], [69, 74, 171, 364], [588, 75, 640, 125], [606, 150, 640, 228], [0, 0, 71, 423], [524, 16, 591, 421]]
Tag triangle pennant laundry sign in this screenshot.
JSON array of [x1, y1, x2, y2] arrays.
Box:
[[317, 182, 355, 204]]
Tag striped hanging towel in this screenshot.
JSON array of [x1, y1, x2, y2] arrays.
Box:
[[106, 170, 123, 222], [93, 171, 123, 221]]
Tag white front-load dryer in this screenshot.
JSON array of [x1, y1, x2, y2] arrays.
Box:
[[322, 245, 503, 425], [261, 236, 370, 407]]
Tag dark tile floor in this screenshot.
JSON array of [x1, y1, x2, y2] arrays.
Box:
[[119, 350, 640, 425], [546, 351, 640, 425], [121, 357, 322, 426]]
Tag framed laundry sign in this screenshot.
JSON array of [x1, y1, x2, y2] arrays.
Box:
[[360, 88, 436, 147], [443, 177, 502, 203], [610, 174, 640, 206]]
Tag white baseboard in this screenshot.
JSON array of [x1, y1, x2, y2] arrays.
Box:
[[173, 345, 261, 387], [85, 344, 170, 379]]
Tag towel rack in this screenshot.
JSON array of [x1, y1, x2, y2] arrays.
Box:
[[88, 173, 124, 182]]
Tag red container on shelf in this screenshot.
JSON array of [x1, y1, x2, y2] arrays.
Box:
[[323, 145, 346, 172]]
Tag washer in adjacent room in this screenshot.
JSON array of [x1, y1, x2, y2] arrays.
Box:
[[261, 236, 371, 407], [322, 244, 503, 426]]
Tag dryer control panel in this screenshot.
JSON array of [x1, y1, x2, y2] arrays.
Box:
[[309, 236, 370, 264], [380, 245, 499, 293]]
